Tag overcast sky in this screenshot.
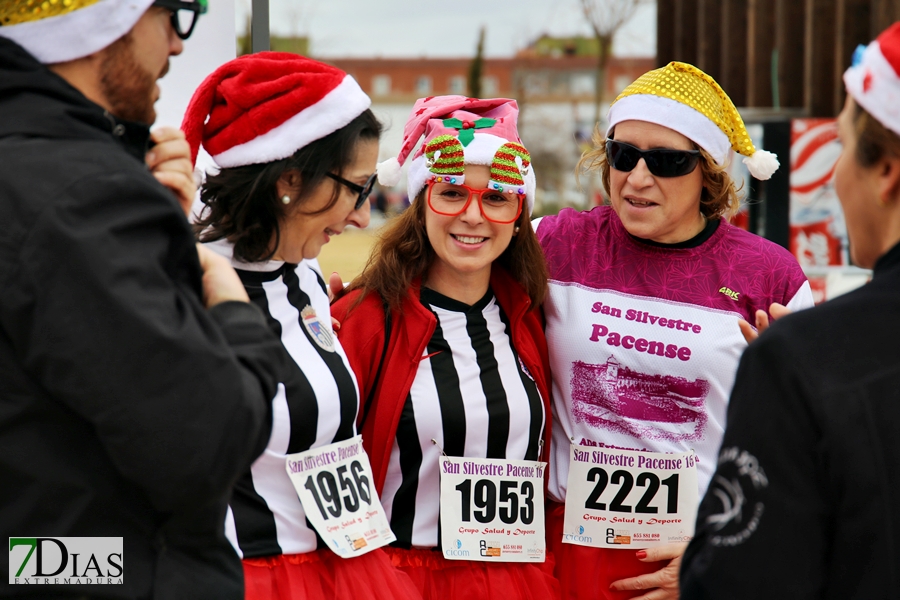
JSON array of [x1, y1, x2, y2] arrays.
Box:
[[234, 0, 656, 59]]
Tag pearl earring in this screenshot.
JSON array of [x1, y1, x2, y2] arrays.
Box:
[[281, 195, 291, 205], [514, 225, 520, 234]]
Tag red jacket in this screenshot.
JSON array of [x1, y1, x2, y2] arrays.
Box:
[[332, 266, 552, 493]]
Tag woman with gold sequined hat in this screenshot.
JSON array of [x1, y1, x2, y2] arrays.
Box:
[[533, 62, 814, 599]]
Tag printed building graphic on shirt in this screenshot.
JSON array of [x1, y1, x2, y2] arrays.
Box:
[[570, 357, 709, 442]]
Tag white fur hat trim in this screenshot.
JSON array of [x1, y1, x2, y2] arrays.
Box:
[[844, 39, 900, 137], [212, 76, 371, 168], [607, 94, 733, 166], [0, 0, 155, 64]]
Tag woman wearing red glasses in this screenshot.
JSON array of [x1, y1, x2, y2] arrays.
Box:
[[534, 63, 813, 599], [183, 54, 421, 600], [331, 96, 559, 600]]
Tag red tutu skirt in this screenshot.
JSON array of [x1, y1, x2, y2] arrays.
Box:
[[242, 548, 421, 600], [383, 546, 560, 600], [547, 501, 664, 600]]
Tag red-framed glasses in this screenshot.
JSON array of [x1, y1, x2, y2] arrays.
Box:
[[426, 180, 524, 224]]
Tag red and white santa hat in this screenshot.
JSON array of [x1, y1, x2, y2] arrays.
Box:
[[844, 21, 900, 136], [377, 95, 537, 213], [182, 52, 371, 168]]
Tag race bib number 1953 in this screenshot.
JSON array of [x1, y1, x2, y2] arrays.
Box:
[[563, 445, 698, 549], [439, 456, 547, 562], [285, 436, 395, 557]]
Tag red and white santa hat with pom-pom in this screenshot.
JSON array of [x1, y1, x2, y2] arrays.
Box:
[[377, 95, 537, 213], [844, 21, 900, 136], [181, 52, 371, 168]]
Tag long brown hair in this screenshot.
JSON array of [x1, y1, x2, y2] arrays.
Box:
[[346, 192, 549, 311], [577, 125, 742, 219]]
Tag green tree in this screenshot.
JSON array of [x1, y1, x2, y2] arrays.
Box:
[[468, 26, 486, 98]]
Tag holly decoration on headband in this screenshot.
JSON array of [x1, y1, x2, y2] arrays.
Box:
[[443, 118, 497, 146]]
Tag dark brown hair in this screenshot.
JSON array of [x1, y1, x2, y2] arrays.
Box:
[[852, 100, 900, 167], [346, 192, 549, 311], [577, 126, 742, 219], [195, 109, 382, 262]]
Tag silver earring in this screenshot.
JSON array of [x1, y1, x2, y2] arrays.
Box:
[[281, 195, 291, 205], [514, 225, 520, 234]]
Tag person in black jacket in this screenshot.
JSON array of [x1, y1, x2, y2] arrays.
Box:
[[0, 1, 290, 598], [681, 22, 900, 599]]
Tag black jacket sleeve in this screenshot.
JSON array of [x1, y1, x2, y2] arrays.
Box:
[[2, 169, 289, 513], [680, 325, 830, 599]]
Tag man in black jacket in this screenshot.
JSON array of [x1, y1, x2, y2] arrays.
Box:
[[0, 1, 289, 597], [680, 23, 900, 596]]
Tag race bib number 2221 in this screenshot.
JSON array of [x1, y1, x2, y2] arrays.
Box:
[[563, 445, 698, 549]]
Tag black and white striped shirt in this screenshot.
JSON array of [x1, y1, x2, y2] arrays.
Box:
[[207, 242, 359, 558], [381, 287, 545, 549]]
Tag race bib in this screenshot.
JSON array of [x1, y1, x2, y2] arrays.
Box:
[[439, 456, 546, 562], [285, 436, 395, 557], [563, 445, 698, 548]]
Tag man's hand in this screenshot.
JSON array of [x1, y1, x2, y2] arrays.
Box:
[[147, 127, 195, 217], [196, 244, 249, 308]]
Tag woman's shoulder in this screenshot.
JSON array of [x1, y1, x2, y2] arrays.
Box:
[[332, 287, 378, 322], [534, 204, 611, 235], [714, 223, 810, 306], [534, 205, 615, 255], [719, 223, 805, 273]]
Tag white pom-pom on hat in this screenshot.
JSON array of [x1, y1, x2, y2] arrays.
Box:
[[376, 157, 402, 187], [742, 149, 780, 180]]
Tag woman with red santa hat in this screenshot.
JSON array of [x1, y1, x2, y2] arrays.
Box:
[[331, 96, 560, 600], [681, 21, 900, 598], [182, 53, 420, 600]]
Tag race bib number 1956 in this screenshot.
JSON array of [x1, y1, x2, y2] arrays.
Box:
[[563, 445, 698, 549], [285, 435, 395, 558], [439, 456, 546, 562]]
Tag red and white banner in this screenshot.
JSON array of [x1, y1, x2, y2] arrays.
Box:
[[789, 118, 847, 271], [789, 119, 874, 303]]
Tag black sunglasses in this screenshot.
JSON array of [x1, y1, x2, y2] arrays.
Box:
[[327, 173, 377, 210], [152, 0, 207, 40], [605, 139, 701, 178]]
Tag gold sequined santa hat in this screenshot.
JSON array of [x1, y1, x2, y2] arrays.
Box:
[[607, 61, 780, 180], [844, 21, 900, 136], [0, 0, 155, 64]]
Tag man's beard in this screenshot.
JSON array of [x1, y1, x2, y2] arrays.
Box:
[[98, 32, 167, 125]]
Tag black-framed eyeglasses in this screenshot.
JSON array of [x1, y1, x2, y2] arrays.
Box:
[[605, 139, 701, 178], [327, 173, 377, 210], [152, 0, 208, 40]]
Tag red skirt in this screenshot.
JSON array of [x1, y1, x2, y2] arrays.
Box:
[[242, 548, 421, 600], [547, 501, 664, 600], [384, 546, 561, 600]]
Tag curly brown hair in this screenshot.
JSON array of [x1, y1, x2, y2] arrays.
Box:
[[577, 126, 742, 219], [346, 193, 549, 311]]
